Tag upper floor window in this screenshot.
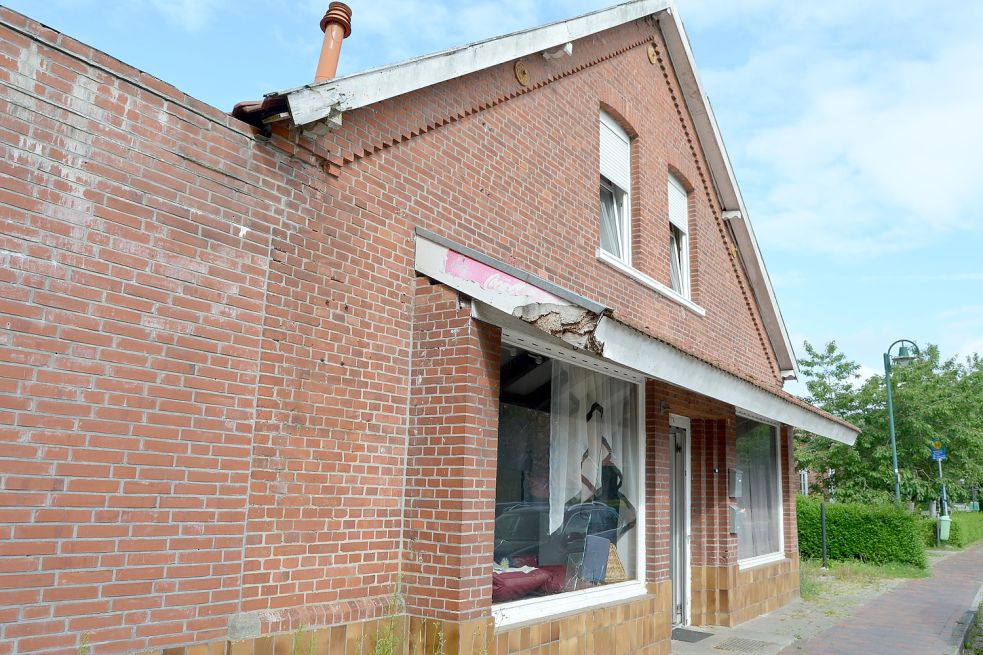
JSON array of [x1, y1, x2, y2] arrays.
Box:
[[599, 112, 631, 264], [667, 175, 690, 298]]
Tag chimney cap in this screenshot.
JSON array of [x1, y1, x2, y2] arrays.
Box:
[[320, 2, 353, 38]]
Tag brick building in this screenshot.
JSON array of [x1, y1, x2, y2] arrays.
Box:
[[0, 2, 859, 654]]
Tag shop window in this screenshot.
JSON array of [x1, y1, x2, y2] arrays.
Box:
[[493, 344, 639, 604], [736, 416, 783, 561]]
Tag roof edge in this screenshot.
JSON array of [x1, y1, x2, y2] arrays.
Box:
[[655, 9, 799, 378], [281, 0, 671, 126]]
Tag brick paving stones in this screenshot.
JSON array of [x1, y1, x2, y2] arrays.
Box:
[[781, 542, 983, 655]]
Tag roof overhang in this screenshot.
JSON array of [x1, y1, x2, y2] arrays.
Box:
[[246, 0, 800, 381], [278, 0, 672, 127]]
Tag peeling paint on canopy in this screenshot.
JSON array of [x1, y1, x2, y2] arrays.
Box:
[[414, 235, 571, 315]]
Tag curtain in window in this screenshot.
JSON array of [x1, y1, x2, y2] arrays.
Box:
[[736, 419, 781, 560], [548, 361, 638, 537], [669, 227, 682, 293], [600, 185, 623, 259]]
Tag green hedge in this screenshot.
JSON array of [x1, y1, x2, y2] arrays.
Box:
[[797, 496, 926, 568], [920, 512, 983, 549]]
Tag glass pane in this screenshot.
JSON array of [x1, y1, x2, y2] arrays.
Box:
[[600, 182, 624, 259], [736, 418, 780, 560], [669, 224, 684, 294], [494, 346, 638, 603]]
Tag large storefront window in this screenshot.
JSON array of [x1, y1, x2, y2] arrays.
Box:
[[736, 417, 782, 561], [493, 344, 639, 604]]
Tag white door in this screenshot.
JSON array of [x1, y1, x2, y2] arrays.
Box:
[[669, 417, 691, 626]]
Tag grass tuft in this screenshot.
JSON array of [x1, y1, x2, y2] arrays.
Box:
[[799, 557, 928, 600]]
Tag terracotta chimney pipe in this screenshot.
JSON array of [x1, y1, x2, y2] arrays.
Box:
[[315, 2, 353, 83]]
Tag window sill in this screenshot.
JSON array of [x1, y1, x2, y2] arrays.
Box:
[[738, 552, 786, 571], [492, 580, 648, 628], [597, 250, 706, 317]]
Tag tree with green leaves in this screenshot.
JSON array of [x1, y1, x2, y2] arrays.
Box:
[[795, 341, 983, 506]]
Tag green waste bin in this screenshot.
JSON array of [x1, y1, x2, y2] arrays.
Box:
[[938, 515, 952, 541]]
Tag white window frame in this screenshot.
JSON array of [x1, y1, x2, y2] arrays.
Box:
[[599, 111, 632, 265], [668, 174, 691, 299], [735, 409, 785, 570], [799, 470, 809, 496], [597, 249, 706, 317], [492, 329, 647, 627]]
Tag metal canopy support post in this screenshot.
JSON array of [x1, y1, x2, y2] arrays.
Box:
[[820, 502, 828, 570]]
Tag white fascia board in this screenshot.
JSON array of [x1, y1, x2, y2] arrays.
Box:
[[285, 0, 671, 126], [594, 317, 858, 445], [657, 10, 799, 378]]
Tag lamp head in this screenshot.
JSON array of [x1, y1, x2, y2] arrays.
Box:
[[892, 344, 917, 367]]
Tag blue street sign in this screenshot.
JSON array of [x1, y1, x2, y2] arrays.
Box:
[[930, 446, 946, 461]]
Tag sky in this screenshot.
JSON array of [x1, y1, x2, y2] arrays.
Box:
[[5, 0, 982, 393]]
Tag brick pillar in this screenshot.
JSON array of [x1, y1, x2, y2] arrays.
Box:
[[405, 278, 500, 628], [780, 425, 798, 555], [690, 418, 731, 567], [645, 381, 670, 583]]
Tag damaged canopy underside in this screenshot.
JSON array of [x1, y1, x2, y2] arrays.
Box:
[[413, 230, 858, 445], [512, 303, 603, 354]]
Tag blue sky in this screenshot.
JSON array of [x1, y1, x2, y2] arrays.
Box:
[[6, 0, 982, 391]]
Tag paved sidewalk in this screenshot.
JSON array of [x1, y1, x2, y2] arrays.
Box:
[[672, 542, 983, 655], [782, 542, 983, 655]]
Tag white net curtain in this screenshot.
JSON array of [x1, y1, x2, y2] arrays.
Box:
[[549, 360, 639, 573], [736, 417, 781, 560]]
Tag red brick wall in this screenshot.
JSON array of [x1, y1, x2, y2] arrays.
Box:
[[0, 5, 796, 653], [321, 20, 782, 392], [405, 279, 500, 622], [690, 418, 734, 567], [781, 426, 798, 555], [0, 10, 274, 653], [0, 8, 413, 652], [644, 382, 671, 582]]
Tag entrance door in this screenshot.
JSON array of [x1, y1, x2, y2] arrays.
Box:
[[669, 417, 691, 626]]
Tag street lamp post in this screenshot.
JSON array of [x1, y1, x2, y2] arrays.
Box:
[[884, 339, 918, 504]]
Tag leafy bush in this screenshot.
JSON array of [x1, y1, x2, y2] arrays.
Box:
[[957, 512, 983, 547], [920, 512, 983, 548], [797, 496, 926, 568]]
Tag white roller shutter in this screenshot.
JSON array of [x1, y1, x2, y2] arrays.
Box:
[[600, 112, 631, 191], [668, 174, 688, 232]]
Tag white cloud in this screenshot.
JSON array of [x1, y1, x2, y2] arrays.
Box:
[[147, 0, 228, 32], [855, 364, 879, 384], [694, 1, 983, 258]]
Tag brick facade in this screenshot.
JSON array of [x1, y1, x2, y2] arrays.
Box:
[[0, 6, 814, 654]]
